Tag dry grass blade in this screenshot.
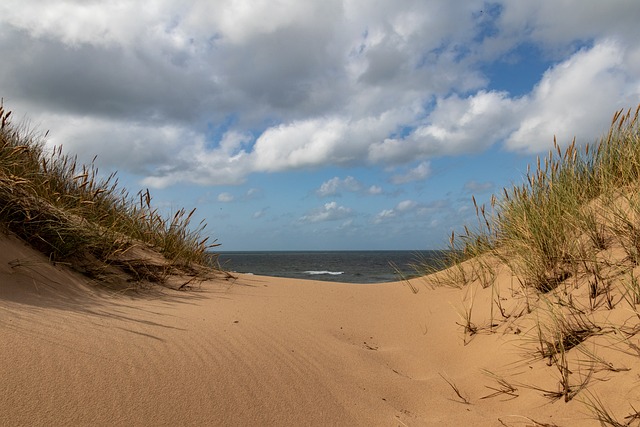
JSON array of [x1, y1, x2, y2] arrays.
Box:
[[409, 104, 640, 424], [0, 102, 222, 287], [439, 373, 471, 405], [480, 369, 519, 400], [497, 416, 561, 427], [581, 392, 632, 427], [390, 261, 420, 293]]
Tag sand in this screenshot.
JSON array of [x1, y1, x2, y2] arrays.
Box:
[[1, 234, 635, 426]]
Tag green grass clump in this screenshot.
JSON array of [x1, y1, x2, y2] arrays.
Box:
[[421, 105, 640, 293], [499, 106, 640, 291], [0, 101, 219, 284], [412, 105, 640, 423]]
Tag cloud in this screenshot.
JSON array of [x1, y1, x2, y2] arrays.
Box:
[[373, 209, 396, 223], [373, 199, 418, 223], [396, 200, 418, 212], [505, 40, 638, 152], [0, 0, 480, 187], [217, 192, 234, 203], [499, 1, 640, 48], [369, 90, 519, 164], [463, 180, 495, 194], [316, 175, 386, 197], [215, 188, 262, 204], [250, 111, 414, 173], [316, 176, 364, 197], [300, 202, 354, 223], [1, 1, 640, 189], [367, 185, 383, 195], [391, 161, 432, 184], [252, 208, 268, 219], [245, 188, 262, 199]]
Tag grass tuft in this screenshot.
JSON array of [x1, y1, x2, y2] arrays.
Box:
[[0, 100, 221, 286], [439, 373, 471, 405], [420, 105, 640, 294], [414, 105, 640, 415]]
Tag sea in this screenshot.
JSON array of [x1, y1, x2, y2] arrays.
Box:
[[214, 250, 445, 284]]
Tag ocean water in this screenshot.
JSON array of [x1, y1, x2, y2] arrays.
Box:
[[214, 250, 444, 284]]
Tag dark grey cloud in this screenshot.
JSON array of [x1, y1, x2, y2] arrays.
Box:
[[0, 28, 215, 123]]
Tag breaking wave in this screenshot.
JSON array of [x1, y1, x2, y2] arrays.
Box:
[[304, 270, 344, 276]]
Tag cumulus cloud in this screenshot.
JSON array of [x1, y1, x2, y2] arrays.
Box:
[[250, 110, 416, 173], [391, 161, 432, 184], [1, 1, 640, 188], [505, 40, 638, 152], [39, 113, 186, 176], [300, 202, 354, 223], [316, 176, 367, 197], [373, 199, 418, 223], [373, 209, 396, 223], [317, 176, 361, 197], [367, 185, 383, 195], [217, 192, 234, 203], [369, 90, 519, 164], [498, 1, 640, 48], [316, 176, 386, 197], [396, 200, 418, 212], [214, 188, 261, 204]]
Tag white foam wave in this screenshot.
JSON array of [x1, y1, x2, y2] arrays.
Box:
[[304, 270, 344, 276]]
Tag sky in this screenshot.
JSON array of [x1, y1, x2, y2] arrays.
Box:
[[1, 1, 640, 251]]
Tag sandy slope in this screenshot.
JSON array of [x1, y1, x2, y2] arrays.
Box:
[[0, 235, 629, 426]]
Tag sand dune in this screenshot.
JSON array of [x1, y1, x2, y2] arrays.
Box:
[[1, 234, 632, 426]]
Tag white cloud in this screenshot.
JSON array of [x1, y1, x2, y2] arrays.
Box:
[[463, 180, 495, 193], [250, 110, 414, 173], [369, 91, 519, 164], [499, 1, 640, 48], [38, 112, 189, 175], [373, 199, 418, 223], [339, 219, 354, 229], [373, 209, 396, 224], [252, 208, 268, 219], [367, 185, 383, 195], [211, 188, 260, 204], [1, 1, 640, 188], [251, 118, 348, 171], [391, 161, 432, 184], [396, 200, 418, 212], [316, 176, 366, 197], [316, 176, 385, 197], [505, 40, 638, 152], [0, 2, 158, 47], [300, 202, 353, 223], [217, 192, 234, 203]]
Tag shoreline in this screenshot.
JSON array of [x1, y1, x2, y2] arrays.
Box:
[[216, 249, 434, 284]]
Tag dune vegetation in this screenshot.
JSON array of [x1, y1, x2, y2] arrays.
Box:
[[418, 105, 640, 425], [6, 96, 640, 424], [0, 101, 220, 287]]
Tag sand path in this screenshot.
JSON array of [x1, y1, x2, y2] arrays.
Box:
[[1, 236, 605, 426]]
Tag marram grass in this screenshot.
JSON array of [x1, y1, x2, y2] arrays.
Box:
[[420, 105, 640, 294], [413, 105, 640, 423], [0, 101, 219, 285]]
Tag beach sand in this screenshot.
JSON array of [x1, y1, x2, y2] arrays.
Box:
[[1, 234, 633, 426]]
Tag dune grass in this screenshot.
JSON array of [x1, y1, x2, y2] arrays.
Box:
[[414, 105, 640, 422], [0, 101, 219, 285], [419, 105, 640, 301], [419, 106, 640, 291]]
